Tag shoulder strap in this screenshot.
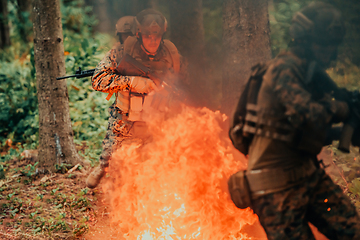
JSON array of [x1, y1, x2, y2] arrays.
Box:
[[162, 39, 180, 74], [123, 36, 138, 56], [305, 61, 317, 85]]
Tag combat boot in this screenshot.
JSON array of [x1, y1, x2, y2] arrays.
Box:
[[86, 166, 106, 188]]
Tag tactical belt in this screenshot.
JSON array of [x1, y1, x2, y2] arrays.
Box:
[[246, 159, 317, 198]]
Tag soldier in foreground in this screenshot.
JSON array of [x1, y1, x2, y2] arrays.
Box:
[[86, 9, 185, 188], [229, 2, 360, 239]]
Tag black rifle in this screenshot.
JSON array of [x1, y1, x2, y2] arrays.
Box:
[[307, 62, 360, 153], [338, 91, 360, 153], [56, 67, 95, 80], [116, 54, 163, 87], [116, 54, 180, 95]]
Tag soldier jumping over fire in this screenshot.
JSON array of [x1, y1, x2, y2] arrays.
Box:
[[86, 9, 186, 188]]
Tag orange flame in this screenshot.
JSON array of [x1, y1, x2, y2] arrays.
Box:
[[102, 105, 258, 239]]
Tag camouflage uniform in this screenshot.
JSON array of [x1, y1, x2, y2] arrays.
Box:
[[229, 3, 360, 238], [92, 37, 186, 169], [241, 51, 360, 240], [252, 168, 360, 240]]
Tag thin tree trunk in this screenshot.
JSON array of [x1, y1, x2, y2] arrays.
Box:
[[222, 0, 272, 117], [17, 0, 32, 41], [89, 0, 152, 34], [108, 0, 151, 34], [169, 0, 208, 106], [131, 0, 151, 14], [17, 0, 31, 12], [149, 0, 158, 9], [0, 0, 11, 49], [93, 0, 112, 33], [32, 0, 82, 172]]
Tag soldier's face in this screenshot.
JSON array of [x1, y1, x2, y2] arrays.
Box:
[[142, 34, 162, 54], [311, 43, 338, 68]]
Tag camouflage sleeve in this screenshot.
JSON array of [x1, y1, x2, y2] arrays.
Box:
[[272, 64, 332, 128], [91, 48, 131, 93]]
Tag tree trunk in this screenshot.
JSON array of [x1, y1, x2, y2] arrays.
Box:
[[222, 0, 272, 117], [169, 0, 208, 107], [32, 0, 82, 172], [0, 0, 11, 49], [136, 0, 152, 12], [92, 0, 112, 33], [149, 0, 158, 9]]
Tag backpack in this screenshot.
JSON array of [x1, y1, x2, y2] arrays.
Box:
[[229, 63, 268, 155]]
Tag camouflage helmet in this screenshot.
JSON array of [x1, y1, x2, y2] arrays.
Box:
[[290, 2, 345, 46], [134, 9, 167, 37], [115, 16, 135, 35]]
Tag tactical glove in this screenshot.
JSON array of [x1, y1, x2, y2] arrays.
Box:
[[320, 94, 349, 123], [129, 76, 156, 93]]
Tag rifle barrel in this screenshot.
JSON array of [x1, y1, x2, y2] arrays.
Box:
[[56, 69, 95, 80], [56, 75, 77, 80]]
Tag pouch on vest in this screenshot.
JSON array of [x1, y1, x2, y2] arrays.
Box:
[[227, 170, 252, 209], [229, 63, 267, 155], [128, 93, 145, 121]]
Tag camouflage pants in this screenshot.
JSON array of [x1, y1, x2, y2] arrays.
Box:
[[252, 168, 360, 240], [99, 105, 138, 168]]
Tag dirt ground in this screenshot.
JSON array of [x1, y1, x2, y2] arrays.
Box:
[[0, 146, 359, 240]]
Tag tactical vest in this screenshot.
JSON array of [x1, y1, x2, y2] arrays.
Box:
[[237, 56, 328, 155], [115, 36, 180, 121], [243, 63, 295, 143]]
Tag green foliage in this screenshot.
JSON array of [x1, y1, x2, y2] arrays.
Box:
[[327, 59, 360, 91], [7, 1, 33, 44], [21, 162, 39, 179], [1, 0, 112, 163], [60, 0, 98, 35], [64, 35, 111, 159], [0, 47, 38, 144]]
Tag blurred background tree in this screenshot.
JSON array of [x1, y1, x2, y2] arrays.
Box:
[[0, 0, 11, 49]]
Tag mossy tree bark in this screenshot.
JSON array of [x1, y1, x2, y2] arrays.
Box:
[[32, 0, 82, 172], [222, 0, 272, 117]]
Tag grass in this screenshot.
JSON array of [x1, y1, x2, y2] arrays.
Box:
[[0, 147, 99, 240]]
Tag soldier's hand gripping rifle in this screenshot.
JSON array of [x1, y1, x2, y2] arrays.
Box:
[[105, 54, 179, 101], [338, 91, 360, 153], [116, 54, 165, 87], [56, 67, 95, 80], [309, 64, 360, 153]]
